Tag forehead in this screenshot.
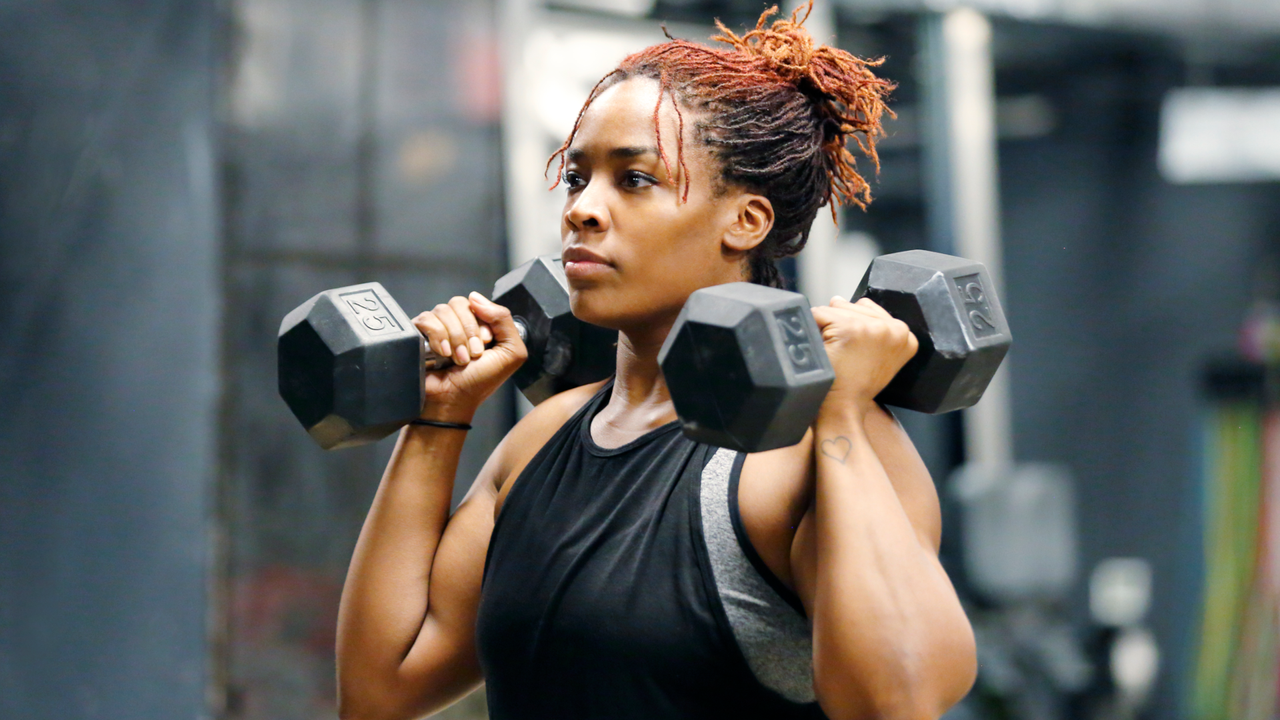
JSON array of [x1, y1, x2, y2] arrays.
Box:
[[568, 76, 676, 155]]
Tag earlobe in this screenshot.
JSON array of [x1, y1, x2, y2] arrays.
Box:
[[722, 195, 774, 254]]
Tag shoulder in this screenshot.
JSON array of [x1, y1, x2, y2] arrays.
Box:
[[488, 379, 609, 506]]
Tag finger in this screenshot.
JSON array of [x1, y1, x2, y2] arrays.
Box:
[[823, 297, 884, 320], [449, 295, 485, 358], [810, 305, 840, 329], [433, 302, 472, 365], [470, 292, 524, 348], [903, 324, 921, 353], [852, 297, 894, 319], [813, 302, 881, 323], [478, 324, 494, 345], [813, 306, 907, 343], [413, 311, 451, 359]]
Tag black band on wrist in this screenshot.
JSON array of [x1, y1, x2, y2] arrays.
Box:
[[408, 418, 472, 431]]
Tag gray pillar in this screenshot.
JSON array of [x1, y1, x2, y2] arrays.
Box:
[[920, 7, 1014, 467]]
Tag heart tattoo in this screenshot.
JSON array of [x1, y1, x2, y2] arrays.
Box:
[[820, 436, 852, 464]]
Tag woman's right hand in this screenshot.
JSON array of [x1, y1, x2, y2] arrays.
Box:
[[411, 292, 528, 422]]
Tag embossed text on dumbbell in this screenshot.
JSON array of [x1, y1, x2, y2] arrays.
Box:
[[341, 289, 405, 336], [773, 307, 821, 374], [952, 273, 999, 338]]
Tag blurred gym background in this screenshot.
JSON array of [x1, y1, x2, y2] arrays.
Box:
[[1, 0, 1277, 718]]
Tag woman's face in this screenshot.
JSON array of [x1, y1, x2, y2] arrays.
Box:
[[559, 76, 771, 335]]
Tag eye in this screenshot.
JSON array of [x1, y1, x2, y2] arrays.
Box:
[[562, 170, 586, 191], [620, 170, 657, 189]]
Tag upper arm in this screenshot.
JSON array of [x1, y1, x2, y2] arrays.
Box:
[[396, 382, 606, 695], [392, 441, 503, 707]]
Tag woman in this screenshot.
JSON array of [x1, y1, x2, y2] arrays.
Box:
[[335, 5, 977, 719]]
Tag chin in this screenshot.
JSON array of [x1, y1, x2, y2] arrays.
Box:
[[569, 290, 626, 331]]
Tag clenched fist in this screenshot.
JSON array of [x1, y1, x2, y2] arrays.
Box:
[[411, 292, 529, 423], [811, 297, 919, 411]]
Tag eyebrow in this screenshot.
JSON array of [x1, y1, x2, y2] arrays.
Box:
[[566, 146, 659, 163]]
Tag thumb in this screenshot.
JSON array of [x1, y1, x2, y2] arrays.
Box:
[[469, 292, 524, 346]]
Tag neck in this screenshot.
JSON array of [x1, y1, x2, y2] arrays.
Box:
[[592, 317, 679, 444], [612, 328, 671, 408]]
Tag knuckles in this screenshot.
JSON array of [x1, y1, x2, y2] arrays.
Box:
[[816, 306, 918, 363], [411, 313, 438, 333], [510, 341, 529, 363]]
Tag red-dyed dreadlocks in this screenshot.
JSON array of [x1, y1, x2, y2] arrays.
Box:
[[547, 2, 894, 288]]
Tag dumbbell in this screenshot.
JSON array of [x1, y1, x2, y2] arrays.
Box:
[[658, 249, 1012, 452], [278, 256, 617, 450]]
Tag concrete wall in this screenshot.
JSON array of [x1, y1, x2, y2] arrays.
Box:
[[0, 2, 219, 718]]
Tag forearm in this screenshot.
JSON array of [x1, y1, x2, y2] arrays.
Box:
[[810, 403, 975, 720], [336, 424, 470, 707]]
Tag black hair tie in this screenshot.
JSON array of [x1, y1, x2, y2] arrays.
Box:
[[408, 419, 472, 431]]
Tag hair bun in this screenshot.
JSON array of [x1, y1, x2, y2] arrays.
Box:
[[710, 5, 817, 84], [710, 2, 895, 210]]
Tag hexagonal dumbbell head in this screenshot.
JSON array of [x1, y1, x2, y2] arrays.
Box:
[[278, 257, 618, 451], [852, 250, 1012, 414], [278, 282, 424, 450], [659, 283, 835, 453], [494, 256, 617, 404]]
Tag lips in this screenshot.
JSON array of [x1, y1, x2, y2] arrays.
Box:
[[562, 246, 609, 265], [562, 245, 612, 281]]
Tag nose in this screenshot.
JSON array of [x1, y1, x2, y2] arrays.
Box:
[[564, 180, 610, 233]]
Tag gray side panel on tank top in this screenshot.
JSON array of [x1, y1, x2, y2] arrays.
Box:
[[700, 447, 816, 704]]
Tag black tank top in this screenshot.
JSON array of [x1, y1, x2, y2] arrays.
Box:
[[476, 383, 826, 719]]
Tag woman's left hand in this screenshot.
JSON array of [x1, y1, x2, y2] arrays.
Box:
[[811, 297, 919, 411]]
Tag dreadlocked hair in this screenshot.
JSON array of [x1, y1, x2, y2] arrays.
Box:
[[547, 1, 894, 289]]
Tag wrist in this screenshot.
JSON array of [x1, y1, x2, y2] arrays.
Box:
[[815, 393, 878, 428], [415, 403, 478, 426], [399, 417, 472, 453]]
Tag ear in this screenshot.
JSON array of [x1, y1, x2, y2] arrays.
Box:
[[721, 193, 774, 255]]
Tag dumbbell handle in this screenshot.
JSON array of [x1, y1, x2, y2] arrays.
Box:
[[422, 317, 530, 370]]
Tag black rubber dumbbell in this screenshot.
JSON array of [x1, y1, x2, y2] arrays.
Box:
[[278, 256, 617, 450], [852, 250, 1011, 415], [658, 250, 1011, 452]]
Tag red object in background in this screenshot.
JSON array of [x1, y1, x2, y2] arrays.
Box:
[[454, 27, 502, 124], [1238, 300, 1280, 363], [233, 565, 342, 656]]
